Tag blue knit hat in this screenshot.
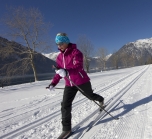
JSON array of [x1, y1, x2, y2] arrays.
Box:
[[55, 33, 70, 44]]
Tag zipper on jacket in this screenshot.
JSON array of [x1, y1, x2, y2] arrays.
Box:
[[63, 49, 73, 86], [63, 52, 66, 69], [79, 72, 84, 78]]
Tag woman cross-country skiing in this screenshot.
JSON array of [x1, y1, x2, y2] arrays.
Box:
[[46, 33, 104, 139]]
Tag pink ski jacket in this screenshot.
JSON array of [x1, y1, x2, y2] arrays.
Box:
[[51, 43, 90, 86]]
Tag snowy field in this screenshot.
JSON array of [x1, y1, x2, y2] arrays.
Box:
[[0, 65, 152, 139]]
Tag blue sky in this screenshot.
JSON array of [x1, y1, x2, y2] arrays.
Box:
[[0, 0, 152, 54]]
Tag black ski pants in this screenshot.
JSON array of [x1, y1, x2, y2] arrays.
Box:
[[61, 81, 104, 131]]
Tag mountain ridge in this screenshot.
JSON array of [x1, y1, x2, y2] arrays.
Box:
[[0, 36, 56, 77]]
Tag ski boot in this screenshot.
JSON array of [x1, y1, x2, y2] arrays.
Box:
[[57, 130, 71, 139]]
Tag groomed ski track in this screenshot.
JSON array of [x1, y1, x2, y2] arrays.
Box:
[[0, 65, 152, 139]]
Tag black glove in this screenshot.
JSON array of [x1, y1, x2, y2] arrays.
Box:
[[46, 83, 55, 89]]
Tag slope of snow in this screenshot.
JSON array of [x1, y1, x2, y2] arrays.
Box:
[[130, 38, 152, 49], [93, 54, 112, 60], [43, 52, 60, 61], [105, 53, 112, 60], [0, 65, 152, 139]]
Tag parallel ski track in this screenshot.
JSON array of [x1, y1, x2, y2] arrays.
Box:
[[0, 66, 145, 122], [69, 65, 149, 139], [0, 66, 148, 139], [110, 67, 152, 139], [0, 67, 142, 126]]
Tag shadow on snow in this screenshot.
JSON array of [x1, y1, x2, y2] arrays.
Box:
[[97, 94, 152, 125]]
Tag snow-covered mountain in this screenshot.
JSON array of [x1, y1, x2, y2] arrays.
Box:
[[130, 38, 152, 49], [105, 53, 112, 60], [123, 38, 152, 57], [107, 38, 152, 68], [93, 53, 112, 61], [42, 52, 60, 61], [124, 38, 152, 59]]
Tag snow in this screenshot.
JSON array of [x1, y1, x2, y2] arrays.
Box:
[[0, 65, 152, 139], [42, 52, 60, 61], [105, 53, 112, 60], [93, 54, 112, 60], [130, 38, 152, 49]]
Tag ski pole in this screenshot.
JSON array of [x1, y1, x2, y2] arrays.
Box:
[[53, 65, 119, 120], [66, 76, 119, 120], [55, 87, 64, 89]]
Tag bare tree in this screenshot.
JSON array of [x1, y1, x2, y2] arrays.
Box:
[[128, 52, 136, 67], [1, 6, 52, 81], [119, 51, 133, 68], [110, 50, 119, 69], [77, 35, 94, 73], [146, 56, 152, 64], [97, 47, 108, 71], [120, 52, 128, 68]]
